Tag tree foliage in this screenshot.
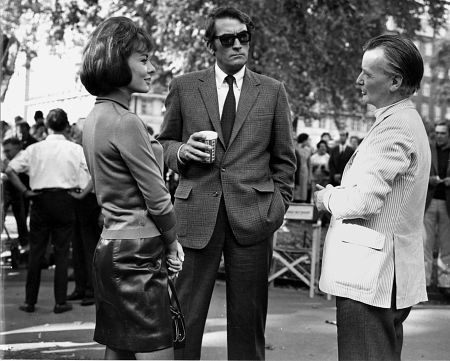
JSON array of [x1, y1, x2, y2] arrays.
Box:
[[2, 0, 449, 123]]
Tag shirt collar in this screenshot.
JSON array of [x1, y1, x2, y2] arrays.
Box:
[[373, 98, 410, 120], [95, 89, 130, 110], [215, 63, 245, 90], [45, 134, 67, 141]]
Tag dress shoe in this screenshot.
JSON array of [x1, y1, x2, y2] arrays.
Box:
[[54, 303, 73, 314], [66, 290, 85, 301], [19, 303, 35, 313]]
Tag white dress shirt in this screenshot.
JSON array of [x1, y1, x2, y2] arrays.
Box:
[[177, 64, 246, 162], [215, 63, 245, 118], [8, 134, 88, 190]]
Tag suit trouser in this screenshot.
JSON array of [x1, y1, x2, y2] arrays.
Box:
[[26, 190, 76, 305], [424, 198, 450, 288], [336, 284, 411, 361], [174, 199, 273, 360], [71, 193, 101, 295]]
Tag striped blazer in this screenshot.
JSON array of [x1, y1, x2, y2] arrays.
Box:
[[319, 99, 431, 308]]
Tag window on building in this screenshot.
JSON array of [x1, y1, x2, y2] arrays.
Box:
[[422, 83, 430, 97], [435, 106, 441, 120], [140, 98, 164, 116], [153, 99, 163, 116], [424, 63, 431, 77], [319, 118, 326, 128], [424, 42, 433, 56], [422, 103, 429, 118], [353, 118, 361, 131], [141, 99, 148, 115]]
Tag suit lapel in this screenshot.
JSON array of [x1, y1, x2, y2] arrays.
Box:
[[198, 68, 224, 146], [228, 69, 260, 147]]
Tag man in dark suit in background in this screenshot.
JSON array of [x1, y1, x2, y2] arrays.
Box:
[[424, 121, 450, 299], [328, 130, 354, 186], [158, 6, 296, 360]]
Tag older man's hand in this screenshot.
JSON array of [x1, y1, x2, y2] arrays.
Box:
[[313, 184, 333, 213]]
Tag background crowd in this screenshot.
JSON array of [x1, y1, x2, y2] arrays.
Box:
[[1, 109, 101, 312], [2, 110, 450, 302], [1, 1, 449, 359]]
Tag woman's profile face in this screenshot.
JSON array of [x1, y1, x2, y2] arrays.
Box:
[[125, 50, 155, 94]]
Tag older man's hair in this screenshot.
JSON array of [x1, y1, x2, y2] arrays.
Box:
[[364, 34, 423, 97]]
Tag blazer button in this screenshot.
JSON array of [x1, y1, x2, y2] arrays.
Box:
[[213, 191, 219, 197], [221, 167, 226, 172]]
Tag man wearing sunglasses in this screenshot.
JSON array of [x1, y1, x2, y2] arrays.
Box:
[[158, 6, 296, 361]]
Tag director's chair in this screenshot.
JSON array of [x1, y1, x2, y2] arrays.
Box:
[[269, 203, 322, 298]]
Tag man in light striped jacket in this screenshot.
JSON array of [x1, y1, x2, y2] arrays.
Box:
[[314, 34, 431, 360]]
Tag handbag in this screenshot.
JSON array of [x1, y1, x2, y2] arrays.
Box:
[[168, 278, 186, 349]]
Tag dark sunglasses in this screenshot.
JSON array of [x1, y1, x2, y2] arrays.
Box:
[[213, 31, 251, 48]]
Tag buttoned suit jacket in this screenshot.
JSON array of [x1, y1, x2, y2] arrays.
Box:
[[328, 144, 354, 186], [158, 66, 296, 248], [425, 140, 450, 216], [319, 100, 431, 308]]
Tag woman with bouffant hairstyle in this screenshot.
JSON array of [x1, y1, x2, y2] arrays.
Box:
[[80, 17, 183, 360]]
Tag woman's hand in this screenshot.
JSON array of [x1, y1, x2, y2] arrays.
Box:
[[166, 240, 184, 278]]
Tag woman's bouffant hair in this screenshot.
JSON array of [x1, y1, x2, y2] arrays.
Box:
[[80, 17, 153, 96]]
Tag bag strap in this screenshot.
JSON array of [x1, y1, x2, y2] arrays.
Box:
[[168, 278, 182, 310]]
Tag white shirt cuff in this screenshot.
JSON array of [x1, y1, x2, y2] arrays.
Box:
[[177, 144, 186, 164], [323, 187, 333, 213]]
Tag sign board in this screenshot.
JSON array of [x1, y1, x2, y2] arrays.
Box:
[[285, 203, 317, 221]]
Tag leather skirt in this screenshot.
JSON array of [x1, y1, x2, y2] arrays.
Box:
[[92, 236, 172, 352]]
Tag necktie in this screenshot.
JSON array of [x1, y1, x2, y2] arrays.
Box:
[[221, 75, 236, 147]]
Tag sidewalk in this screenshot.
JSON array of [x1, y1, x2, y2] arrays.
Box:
[[1, 212, 450, 360], [1, 266, 450, 360]]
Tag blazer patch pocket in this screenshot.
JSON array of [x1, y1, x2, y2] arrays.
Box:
[[327, 222, 385, 293], [338, 223, 385, 250]]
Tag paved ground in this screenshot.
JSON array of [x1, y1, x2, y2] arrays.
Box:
[[1, 266, 450, 360], [1, 213, 450, 360]]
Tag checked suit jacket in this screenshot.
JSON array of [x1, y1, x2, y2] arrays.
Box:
[[158, 66, 296, 248]]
